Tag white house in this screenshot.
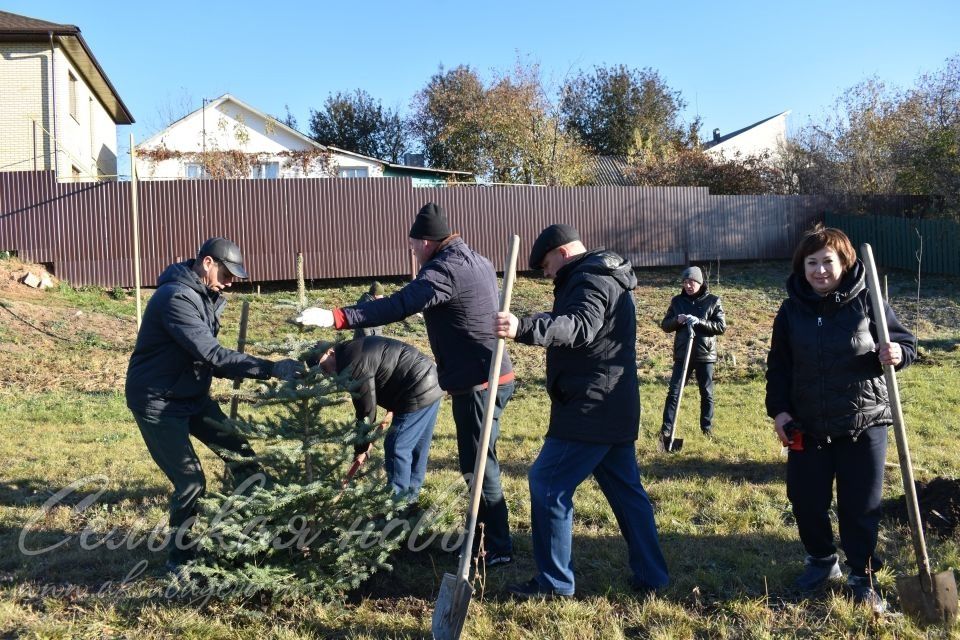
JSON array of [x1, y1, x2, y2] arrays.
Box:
[[703, 111, 790, 161], [135, 94, 384, 180], [0, 10, 133, 181], [136, 94, 472, 185]]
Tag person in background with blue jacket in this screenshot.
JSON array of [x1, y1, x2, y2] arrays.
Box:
[[295, 203, 516, 567], [125, 237, 302, 572]]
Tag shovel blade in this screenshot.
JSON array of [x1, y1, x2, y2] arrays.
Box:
[[432, 572, 474, 640], [896, 570, 958, 626], [658, 435, 683, 454]]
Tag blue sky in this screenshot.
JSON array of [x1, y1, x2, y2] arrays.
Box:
[[7, 1, 958, 152]]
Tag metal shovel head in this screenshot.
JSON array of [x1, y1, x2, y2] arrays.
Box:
[[432, 572, 474, 640], [658, 434, 683, 453], [896, 570, 958, 626]]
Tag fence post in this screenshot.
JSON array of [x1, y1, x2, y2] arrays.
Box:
[[297, 251, 306, 308], [130, 133, 143, 330]]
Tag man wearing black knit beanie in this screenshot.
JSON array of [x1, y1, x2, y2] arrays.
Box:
[[296, 202, 516, 567]]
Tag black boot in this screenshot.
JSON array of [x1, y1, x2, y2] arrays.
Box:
[[848, 575, 886, 613], [795, 554, 841, 591]]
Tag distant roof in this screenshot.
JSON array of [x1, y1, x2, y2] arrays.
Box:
[[326, 145, 471, 177], [0, 10, 134, 124], [589, 155, 638, 186], [139, 93, 323, 151], [703, 111, 789, 149]]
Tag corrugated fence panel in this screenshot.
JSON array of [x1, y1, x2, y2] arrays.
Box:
[[8, 170, 949, 286], [825, 213, 960, 275]]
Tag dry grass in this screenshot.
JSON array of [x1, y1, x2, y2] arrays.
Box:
[[1, 258, 959, 638]]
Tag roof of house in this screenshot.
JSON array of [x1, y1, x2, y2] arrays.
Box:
[[138, 93, 325, 151], [326, 145, 471, 177], [702, 111, 789, 149], [589, 155, 638, 186], [0, 10, 134, 124], [141, 93, 471, 177]]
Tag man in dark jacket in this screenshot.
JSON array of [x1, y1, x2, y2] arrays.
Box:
[[659, 266, 726, 444], [494, 224, 669, 599], [295, 203, 516, 565], [126, 237, 302, 571], [312, 336, 443, 500]]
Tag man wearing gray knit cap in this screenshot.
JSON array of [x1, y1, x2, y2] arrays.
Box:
[[659, 265, 726, 445]]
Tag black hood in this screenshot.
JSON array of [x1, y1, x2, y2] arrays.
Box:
[[558, 249, 637, 291], [786, 259, 866, 312], [157, 260, 219, 302]]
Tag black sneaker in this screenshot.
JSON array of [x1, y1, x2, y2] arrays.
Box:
[[507, 577, 572, 600], [483, 551, 513, 568], [795, 554, 841, 591], [848, 575, 886, 613]]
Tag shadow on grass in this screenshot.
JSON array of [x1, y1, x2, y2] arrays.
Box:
[[355, 529, 805, 605], [642, 457, 785, 484], [0, 477, 166, 508], [0, 523, 166, 585]]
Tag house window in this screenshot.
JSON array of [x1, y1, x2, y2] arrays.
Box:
[[185, 163, 208, 179], [250, 162, 280, 179], [338, 166, 369, 178], [68, 71, 78, 121]]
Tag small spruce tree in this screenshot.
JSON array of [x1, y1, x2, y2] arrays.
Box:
[[182, 335, 405, 602]]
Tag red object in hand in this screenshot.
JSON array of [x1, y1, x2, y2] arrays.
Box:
[[789, 431, 804, 451]]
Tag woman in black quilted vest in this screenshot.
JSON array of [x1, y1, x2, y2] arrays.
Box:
[[765, 224, 916, 611]]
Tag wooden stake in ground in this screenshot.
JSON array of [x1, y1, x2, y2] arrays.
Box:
[[297, 251, 306, 308], [229, 300, 251, 420]]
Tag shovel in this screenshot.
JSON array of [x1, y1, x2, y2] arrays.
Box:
[[862, 242, 958, 625], [432, 235, 520, 640], [662, 323, 695, 453]]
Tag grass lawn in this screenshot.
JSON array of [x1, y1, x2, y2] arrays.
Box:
[[1, 257, 959, 639]]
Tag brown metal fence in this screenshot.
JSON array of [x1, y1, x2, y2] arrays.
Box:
[[1, 171, 829, 287]]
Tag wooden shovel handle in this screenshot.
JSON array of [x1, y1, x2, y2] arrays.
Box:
[[456, 235, 520, 583], [861, 243, 933, 589]]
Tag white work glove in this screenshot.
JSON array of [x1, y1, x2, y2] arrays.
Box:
[[686, 316, 699, 327], [295, 307, 334, 328]]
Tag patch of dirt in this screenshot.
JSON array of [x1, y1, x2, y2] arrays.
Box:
[[0, 297, 133, 392], [0, 256, 54, 300], [881, 477, 960, 536]]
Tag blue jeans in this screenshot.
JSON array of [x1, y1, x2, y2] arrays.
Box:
[[450, 381, 514, 555], [383, 399, 441, 501], [528, 437, 669, 595]]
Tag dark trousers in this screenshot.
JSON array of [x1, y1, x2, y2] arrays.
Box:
[[383, 399, 441, 501], [450, 381, 514, 556], [661, 360, 714, 434], [786, 426, 887, 577], [528, 437, 670, 594], [132, 397, 260, 550]]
